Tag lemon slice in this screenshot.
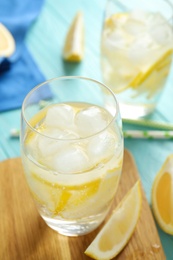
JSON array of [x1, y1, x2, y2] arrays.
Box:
[[130, 49, 173, 89], [0, 23, 15, 57], [105, 13, 127, 32], [30, 171, 101, 216], [85, 181, 142, 260], [116, 48, 173, 96], [63, 12, 84, 62], [152, 154, 173, 235]]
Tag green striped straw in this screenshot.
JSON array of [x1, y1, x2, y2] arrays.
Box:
[[123, 130, 173, 140], [10, 129, 20, 138], [10, 128, 173, 140], [123, 118, 173, 130]]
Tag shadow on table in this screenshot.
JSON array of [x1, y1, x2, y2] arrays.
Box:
[[62, 59, 82, 76]]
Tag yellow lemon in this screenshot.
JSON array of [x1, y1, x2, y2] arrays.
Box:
[[63, 12, 84, 62], [105, 13, 127, 31], [31, 172, 101, 216], [152, 154, 173, 235], [0, 23, 15, 57], [85, 180, 142, 260]]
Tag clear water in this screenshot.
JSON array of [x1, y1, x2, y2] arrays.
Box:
[[22, 102, 123, 236]]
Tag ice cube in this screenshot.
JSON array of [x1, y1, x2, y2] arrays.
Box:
[[148, 13, 173, 45], [128, 33, 157, 64], [43, 128, 79, 140], [134, 33, 155, 49], [123, 18, 146, 36], [104, 29, 132, 49], [36, 127, 80, 159], [52, 145, 89, 174], [75, 106, 109, 137], [87, 131, 117, 165], [129, 10, 150, 23], [147, 12, 166, 28], [45, 104, 74, 130], [149, 23, 173, 45], [37, 131, 66, 158]]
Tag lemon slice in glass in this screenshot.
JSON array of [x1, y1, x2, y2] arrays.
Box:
[[130, 49, 173, 89], [152, 154, 173, 235], [0, 23, 15, 57], [63, 12, 84, 62], [85, 180, 142, 260]]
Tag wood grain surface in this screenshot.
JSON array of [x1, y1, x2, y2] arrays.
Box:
[[0, 150, 165, 260]]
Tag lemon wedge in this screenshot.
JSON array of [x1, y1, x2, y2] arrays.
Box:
[[0, 23, 15, 57], [63, 12, 84, 62], [152, 154, 173, 235], [85, 180, 142, 260]]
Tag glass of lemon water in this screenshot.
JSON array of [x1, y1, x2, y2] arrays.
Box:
[[21, 76, 124, 236], [101, 0, 173, 119]]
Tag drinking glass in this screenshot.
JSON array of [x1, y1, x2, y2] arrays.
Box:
[[101, 0, 173, 119], [20, 76, 124, 236]]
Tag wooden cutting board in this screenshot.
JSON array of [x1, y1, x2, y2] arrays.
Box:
[[0, 150, 165, 260]]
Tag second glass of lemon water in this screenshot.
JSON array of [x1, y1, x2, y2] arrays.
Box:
[[21, 76, 124, 236], [101, 0, 173, 119]]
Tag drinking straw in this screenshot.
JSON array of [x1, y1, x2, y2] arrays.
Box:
[[122, 118, 173, 130], [10, 129, 20, 138], [123, 130, 173, 140], [10, 128, 173, 140]]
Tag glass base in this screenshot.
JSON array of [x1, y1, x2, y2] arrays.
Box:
[[41, 211, 108, 236], [119, 102, 155, 119]]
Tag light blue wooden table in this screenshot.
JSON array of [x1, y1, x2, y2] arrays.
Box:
[[0, 0, 173, 258]]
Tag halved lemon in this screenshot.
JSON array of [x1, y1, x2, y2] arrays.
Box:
[[63, 11, 84, 62], [152, 154, 173, 235], [85, 180, 142, 260], [0, 23, 15, 57]]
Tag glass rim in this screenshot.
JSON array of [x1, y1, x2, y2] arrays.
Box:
[[105, 0, 173, 20], [21, 76, 121, 141]]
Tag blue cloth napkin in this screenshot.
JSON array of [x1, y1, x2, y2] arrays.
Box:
[[0, 0, 50, 112]]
